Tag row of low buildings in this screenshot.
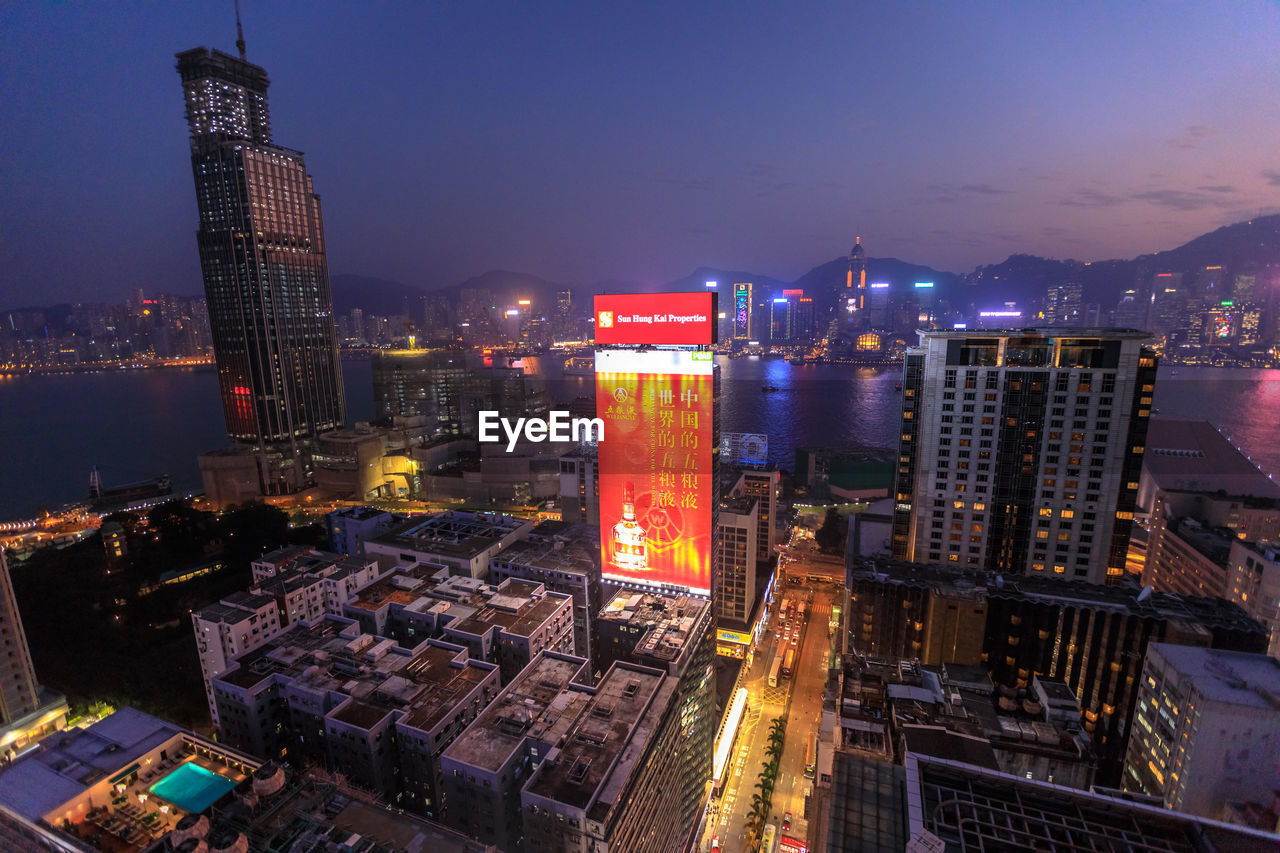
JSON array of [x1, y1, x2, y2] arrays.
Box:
[[180, 505, 720, 852]]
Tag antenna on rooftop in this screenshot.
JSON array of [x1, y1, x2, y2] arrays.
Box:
[[234, 0, 247, 60]]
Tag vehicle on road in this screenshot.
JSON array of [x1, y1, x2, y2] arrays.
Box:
[[710, 835, 719, 852], [781, 648, 795, 679], [805, 732, 817, 779], [782, 812, 792, 831]]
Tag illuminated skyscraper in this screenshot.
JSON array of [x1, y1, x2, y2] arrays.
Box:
[[847, 237, 867, 315], [177, 43, 345, 497], [733, 282, 753, 339]]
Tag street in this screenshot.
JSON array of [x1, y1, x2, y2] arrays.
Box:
[[702, 529, 844, 853]]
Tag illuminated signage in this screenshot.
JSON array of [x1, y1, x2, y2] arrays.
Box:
[[721, 432, 768, 465], [593, 293, 716, 345], [706, 280, 718, 288], [517, 299, 531, 306], [596, 349, 714, 596], [717, 628, 751, 645], [713, 688, 748, 782], [914, 281, 934, 288], [772, 297, 788, 303], [782, 289, 804, 297], [979, 310, 1022, 317], [505, 309, 520, 317], [870, 282, 890, 289], [953, 323, 967, 329], [734, 283, 752, 339]]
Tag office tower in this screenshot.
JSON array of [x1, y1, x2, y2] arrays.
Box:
[[733, 282, 753, 339], [891, 329, 1158, 584], [1123, 644, 1280, 822], [846, 237, 867, 316], [1045, 282, 1083, 326], [593, 591, 717, 848], [794, 295, 816, 341], [371, 349, 472, 429], [0, 554, 67, 758], [769, 296, 793, 343], [1111, 290, 1149, 329], [845, 558, 1270, 785], [177, 45, 345, 497]]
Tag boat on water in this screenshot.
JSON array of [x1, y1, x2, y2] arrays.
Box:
[[88, 467, 172, 510], [562, 355, 595, 376], [762, 385, 781, 393], [788, 357, 805, 366]]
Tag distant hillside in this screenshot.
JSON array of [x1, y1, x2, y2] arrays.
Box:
[[662, 266, 790, 294], [329, 274, 426, 316], [962, 214, 1280, 309]]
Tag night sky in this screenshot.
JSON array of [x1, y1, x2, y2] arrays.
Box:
[[4, 2, 1278, 306]]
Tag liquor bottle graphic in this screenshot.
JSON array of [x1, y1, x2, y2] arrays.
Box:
[[611, 481, 649, 573]]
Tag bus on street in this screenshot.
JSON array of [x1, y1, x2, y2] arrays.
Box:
[[781, 648, 795, 679], [805, 732, 817, 779], [768, 650, 783, 687]]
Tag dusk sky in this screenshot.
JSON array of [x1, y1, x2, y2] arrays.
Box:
[[3, 2, 1279, 307]]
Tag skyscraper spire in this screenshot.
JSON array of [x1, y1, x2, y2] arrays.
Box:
[[234, 0, 247, 60]]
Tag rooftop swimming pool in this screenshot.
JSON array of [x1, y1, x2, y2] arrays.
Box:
[[148, 762, 237, 813]]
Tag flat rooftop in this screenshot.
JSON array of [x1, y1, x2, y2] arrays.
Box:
[[490, 524, 600, 577], [216, 617, 496, 734], [0, 707, 183, 820], [1143, 418, 1280, 497], [370, 511, 529, 560], [598, 591, 710, 666], [1147, 643, 1280, 709], [523, 663, 668, 816], [443, 654, 589, 773]]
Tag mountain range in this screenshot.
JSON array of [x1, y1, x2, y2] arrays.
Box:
[[329, 214, 1280, 319]]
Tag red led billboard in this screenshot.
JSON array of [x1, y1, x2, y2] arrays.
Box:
[[595, 349, 714, 596], [593, 292, 717, 346]]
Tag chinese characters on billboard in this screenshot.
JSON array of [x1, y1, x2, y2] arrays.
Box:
[[596, 349, 714, 596]]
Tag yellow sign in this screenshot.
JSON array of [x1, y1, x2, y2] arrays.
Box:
[[717, 628, 751, 645]]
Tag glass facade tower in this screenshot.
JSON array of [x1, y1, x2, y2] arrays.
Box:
[[176, 47, 345, 493]]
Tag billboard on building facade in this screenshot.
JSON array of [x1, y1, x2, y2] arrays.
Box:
[[593, 293, 716, 346], [595, 348, 714, 596]]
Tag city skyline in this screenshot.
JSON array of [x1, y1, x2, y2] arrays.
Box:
[[4, 3, 1280, 306]]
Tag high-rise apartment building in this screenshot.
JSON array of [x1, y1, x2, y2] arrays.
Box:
[[177, 46, 345, 497], [892, 329, 1157, 584], [715, 493, 759, 625], [1122, 644, 1280, 822], [0, 554, 66, 758], [192, 547, 383, 727]]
